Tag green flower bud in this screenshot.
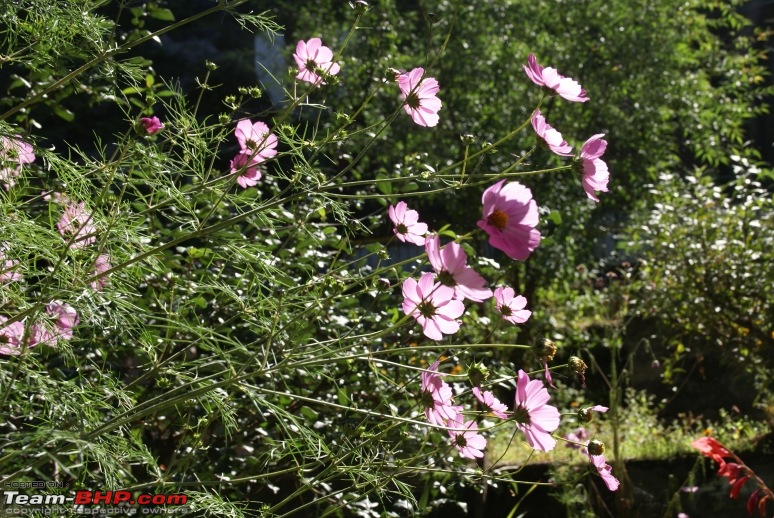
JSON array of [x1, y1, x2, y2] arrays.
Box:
[[205, 61, 218, 71], [350, 0, 369, 12], [218, 113, 230, 124], [467, 362, 489, 387], [460, 133, 476, 145]]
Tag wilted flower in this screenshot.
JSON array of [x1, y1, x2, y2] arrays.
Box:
[[578, 405, 609, 422], [589, 450, 621, 491], [293, 38, 341, 86], [397, 67, 442, 127], [477, 180, 541, 260]]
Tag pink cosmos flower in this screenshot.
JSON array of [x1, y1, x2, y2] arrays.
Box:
[[139, 116, 164, 135], [493, 286, 531, 324], [477, 180, 541, 261], [402, 272, 465, 341], [0, 316, 27, 355], [512, 369, 561, 451], [1, 135, 35, 165], [57, 201, 97, 249], [388, 201, 428, 245], [523, 53, 589, 103], [91, 253, 111, 291], [472, 387, 509, 419], [43, 191, 67, 204], [425, 234, 492, 302], [397, 67, 442, 127], [234, 119, 278, 162], [229, 150, 262, 188], [590, 453, 621, 491], [564, 427, 590, 450], [1, 248, 21, 283], [531, 110, 573, 156], [1, 135, 34, 189], [293, 38, 341, 86], [46, 300, 79, 342], [447, 415, 487, 459], [420, 360, 461, 426], [577, 134, 609, 202]]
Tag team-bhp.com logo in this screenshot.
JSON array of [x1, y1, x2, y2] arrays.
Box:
[[72, 492, 187, 506], [3, 483, 190, 515]]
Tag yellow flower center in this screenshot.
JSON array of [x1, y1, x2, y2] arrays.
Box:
[[487, 209, 508, 231]]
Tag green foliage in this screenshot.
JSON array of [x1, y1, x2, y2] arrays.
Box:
[[624, 157, 774, 392]]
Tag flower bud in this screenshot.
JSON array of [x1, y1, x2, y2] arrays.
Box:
[[349, 0, 369, 12], [587, 439, 605, 456], [460, 133, 476, 145], [218, 113, 230, 124], [535, 338, 557, 362], [248, 87, 262, 98], [467, 362, 489, 387], [238, 86, 249, 95], [569, 355, 588, 375], [205, 61, 218, 71]]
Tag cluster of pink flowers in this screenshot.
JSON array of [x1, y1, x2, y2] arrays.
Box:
[[420, 363, 564, 460], [51, 197, 111, 290], [1, 135, 35, 189], [389, 200, 531, 341], [524, 54, 610, 202], [0, 301, 79, 356], [229, 119, 278, 188]]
